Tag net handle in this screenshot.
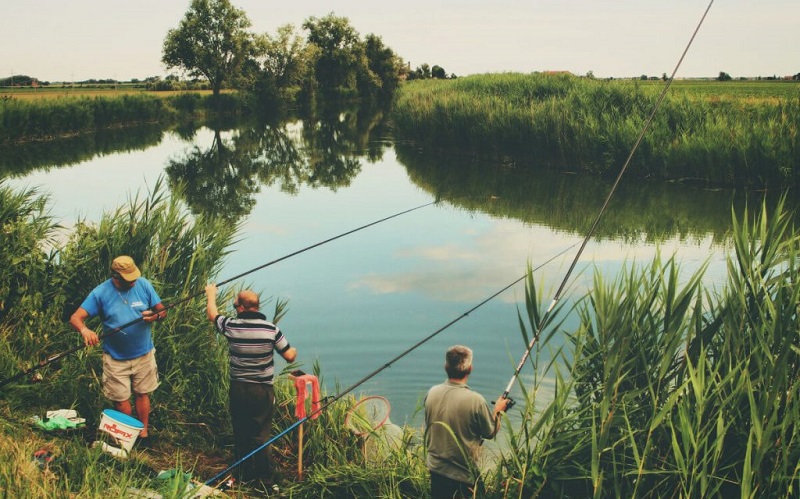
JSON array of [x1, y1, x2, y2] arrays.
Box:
[[344, 395, 391, 436]]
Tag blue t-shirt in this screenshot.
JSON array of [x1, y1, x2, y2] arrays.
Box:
[[79, 277, 162, 360]]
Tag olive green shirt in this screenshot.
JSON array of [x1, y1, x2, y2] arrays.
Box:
[[424, 380, 496, 483]]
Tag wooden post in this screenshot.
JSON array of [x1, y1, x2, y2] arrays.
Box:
[[289, 369, 308, 481], [298, 422, 304, 480]]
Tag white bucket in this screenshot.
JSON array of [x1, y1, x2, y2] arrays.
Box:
[[95, 409, 143, 455]]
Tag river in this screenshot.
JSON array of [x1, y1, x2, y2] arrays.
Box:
[[4, 113, 744, 428]]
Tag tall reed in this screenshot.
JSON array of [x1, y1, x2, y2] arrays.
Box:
[[493, 196, 800, 497]]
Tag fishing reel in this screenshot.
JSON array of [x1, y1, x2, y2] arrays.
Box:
[[493, 395, 516, 411]]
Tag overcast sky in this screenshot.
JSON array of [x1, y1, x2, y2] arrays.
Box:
[[2, 0, 797, 82]]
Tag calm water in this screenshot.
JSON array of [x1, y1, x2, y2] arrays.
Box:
[[6, 119, 739, 427]]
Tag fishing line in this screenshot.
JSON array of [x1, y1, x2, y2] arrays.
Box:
[[208, 2, 716, 486], [204, 241, 580, 486], [0, 201, 436, 389], [501, 0, 716, 399]]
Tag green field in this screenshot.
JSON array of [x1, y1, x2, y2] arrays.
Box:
[[650, 79, 800, 104]]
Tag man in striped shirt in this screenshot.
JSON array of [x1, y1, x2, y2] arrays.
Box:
[[205, 283, 297, 489]]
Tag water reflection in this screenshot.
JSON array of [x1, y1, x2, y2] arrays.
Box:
[[394, 144, 790, 244], [0, 124, 167, 176], [3, 103, 788, 247], [164, 105, 392, 221]]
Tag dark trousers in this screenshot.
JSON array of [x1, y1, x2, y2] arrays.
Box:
[[229, 380, 275, 482], [430, 471, 474, 499]]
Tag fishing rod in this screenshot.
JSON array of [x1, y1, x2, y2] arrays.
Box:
[[204, 241, 580, 487], [500, 0, 716, 401], [209, 3, 717, 485], [0, 201, 437, 390]]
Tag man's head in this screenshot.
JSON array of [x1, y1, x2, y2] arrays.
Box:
[[234, 290, 260, 312], [110, 255, 141, 286], [445, 345, 473, 379]]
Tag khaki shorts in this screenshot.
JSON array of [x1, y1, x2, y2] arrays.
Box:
[[102, 349, 159, 402]]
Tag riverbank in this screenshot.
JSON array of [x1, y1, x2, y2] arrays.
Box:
[[0, 90, 249, 144], [391, 73, 800, 188], [2, 171, 799, 497]]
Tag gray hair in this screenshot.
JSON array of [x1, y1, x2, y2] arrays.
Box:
[[445, 345, 473, 378]]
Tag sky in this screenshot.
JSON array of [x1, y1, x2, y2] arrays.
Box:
[[2, 0, 798, 83]]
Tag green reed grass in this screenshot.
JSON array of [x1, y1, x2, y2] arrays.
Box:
[[0, 92, 251, 144], [494, 196, 800, 498], [392, 73, 800, 188]]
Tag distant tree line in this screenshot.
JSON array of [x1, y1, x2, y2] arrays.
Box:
[[406, 63, 456, 80], [0, 75, 49, 87], [161, 0, 405, 106]]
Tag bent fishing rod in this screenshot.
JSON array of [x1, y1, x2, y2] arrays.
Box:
[[500, 0, 716, 401], [204, 241, 579, 487], [0, 201, 436, 390]]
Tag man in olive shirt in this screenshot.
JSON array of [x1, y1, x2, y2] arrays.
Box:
[[424, 345, 510, 499]]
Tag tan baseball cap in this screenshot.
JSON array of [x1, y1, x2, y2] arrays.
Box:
[[110, 255, 141, 282]]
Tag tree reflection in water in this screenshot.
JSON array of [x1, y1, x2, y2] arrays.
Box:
[[165, 103, 391, 221]]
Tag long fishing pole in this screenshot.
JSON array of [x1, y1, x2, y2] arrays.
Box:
[[0, 201, 437, 390], [500, 0, 716, 400], [204, 241, 580, 487]]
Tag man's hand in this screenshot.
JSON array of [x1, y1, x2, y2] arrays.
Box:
[[493, 395, 511, 416], [80, 327, 100, 347], [142, 310, 159, 323], [205, 283, 219, 321]]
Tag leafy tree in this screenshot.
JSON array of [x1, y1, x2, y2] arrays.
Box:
[[364, 34, 404, 97], [162, 0, 255, 97], [254, 24, 318, 99], [303, 13, 363, 97], [717, 71, 732, 81], [418, 63, 432, 79], [431, 65, 446, 79], [0, 75, 36, 86]]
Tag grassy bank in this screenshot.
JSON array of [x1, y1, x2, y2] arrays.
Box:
[[0, 179, 428, 497], [1, 180, 798, 497], [391, 73, 800, 188], [0, 91, 249, 144]]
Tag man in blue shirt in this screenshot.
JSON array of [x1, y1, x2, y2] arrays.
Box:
[[70, 255, 166, 442]]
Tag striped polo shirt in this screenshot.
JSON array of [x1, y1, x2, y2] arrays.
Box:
[[212, 311, 291, 384]]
